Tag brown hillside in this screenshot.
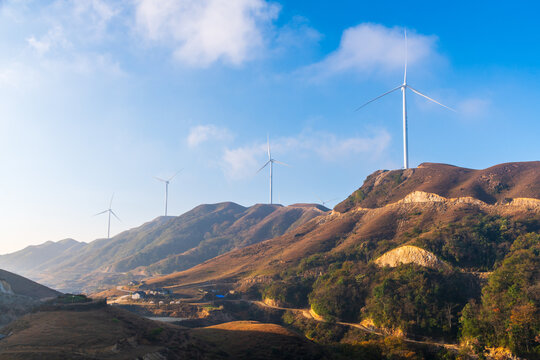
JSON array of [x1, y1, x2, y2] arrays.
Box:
[[143, 162, 540, 290], [0, 269, 59, 300], [189, 321, 323, 359], [0, 307, 324, 359], [335, 161, 540, 212]]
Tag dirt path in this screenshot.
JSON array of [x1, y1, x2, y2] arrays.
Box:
[[240, 300, 459, 351]]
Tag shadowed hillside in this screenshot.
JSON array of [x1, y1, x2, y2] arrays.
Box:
[[0, 306, 326, 359], [0, 269, 60, 327], [0, 269, 59, 300]]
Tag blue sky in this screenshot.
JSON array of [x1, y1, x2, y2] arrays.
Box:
[[0, 0, 539, 254]]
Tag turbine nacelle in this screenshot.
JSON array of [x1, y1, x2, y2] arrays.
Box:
[[355, 28, 456, 169], [257, 136, 289, 204], [155, 169, 182, 216], [94, 193, 120, 239]]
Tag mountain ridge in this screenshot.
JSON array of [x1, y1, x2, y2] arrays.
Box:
[[335, 161, 540, 212], [0, 202, 327, 292], [142, 161, 540, 289]]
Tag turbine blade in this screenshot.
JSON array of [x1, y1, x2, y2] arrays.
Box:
[[154, 176, 167, 183], [94, 210, 108, 216], [168, 169, 183, 182], [109, 193, 115, 208], [355, 86, 402, 111], [256, 160, 271, 173], [404, 29, 408, 84], [110, 210, 121, 222], [273, 160, 290, 167], [407, 86, 457, 112]]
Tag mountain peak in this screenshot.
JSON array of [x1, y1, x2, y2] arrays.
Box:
[[335, 161, 540, 212]]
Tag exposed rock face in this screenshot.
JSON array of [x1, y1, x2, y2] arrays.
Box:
[[375, 245, 446, 270], [508, 197, 540, 209], [335, 161, 540, 212], [0, 280, 14, 295], [399, 191, 486, 206], [263, 298, 283, 308]]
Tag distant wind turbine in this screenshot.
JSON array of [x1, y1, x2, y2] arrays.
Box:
[[316, 197, 338, 207], [155, 169, 182, 216], [95, 194, 120, 239], [356, 29, 456, 169], [257, 136, 289, 204]]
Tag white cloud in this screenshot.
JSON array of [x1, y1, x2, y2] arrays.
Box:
[[26, 25, 70, 55], [307, 23, 438, 77], [457, 97, 491, 118], [187, 124, 233, 147], [222, 130, 391, 179], [51, 0, 121, 41], [135, 0, 280, 67]]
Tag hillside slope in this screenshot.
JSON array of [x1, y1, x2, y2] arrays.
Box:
[[143, 161, 539, 292], [0, 203, 327, 293], [335, 161, 540, 212], [0, 269, 59, 300], [0, 269, 60, 327], [0, 239, 87, 275], [139, 162, 539, 358], [0, 305, 325, 359]]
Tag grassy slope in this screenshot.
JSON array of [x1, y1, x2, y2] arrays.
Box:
[[0, 307, 324, 360], [144, 162, 540, 289]]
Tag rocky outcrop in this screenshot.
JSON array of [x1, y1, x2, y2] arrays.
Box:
[[263, 298, 283, 308], [398, 191, 485, 206], [375, 245, 446, 270], [0, 280, 14, 295], [507, 197, 540, 209]]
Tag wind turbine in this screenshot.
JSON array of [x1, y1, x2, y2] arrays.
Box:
[[257, 136, 288, 204], [356, 29, 456, 169], [155, 169, 182, 216], [316, 197, 338, 207], [95, 194, 120, 239]]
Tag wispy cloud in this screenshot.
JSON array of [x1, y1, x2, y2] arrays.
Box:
[[135, 0, 280, 67], [187, 124, 233, 147], [222, 130, 391, 179], [456, 97, 491, 118], [305, 23, 438, 78]]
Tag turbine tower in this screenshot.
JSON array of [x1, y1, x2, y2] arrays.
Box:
[[317, 197, 338, 207], [95, 194, 120, 239], [155, 169, 182, 216], [356, 29, 456, 169], [257, 136, 288, 204]]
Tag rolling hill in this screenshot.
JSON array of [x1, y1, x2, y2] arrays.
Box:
[[0, 269, 60, 327], [138, 162, 539, 358], [145, 162, 540, 289], [0, 303, 326, 359], [0, 202, 327, 293]]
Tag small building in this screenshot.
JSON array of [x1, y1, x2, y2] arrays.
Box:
[[131, 291, 146, 300]]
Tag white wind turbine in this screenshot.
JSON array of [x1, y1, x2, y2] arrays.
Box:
[[316, 197, 338, 208], [95, 194, 120, 239], [257, 136, 289, 204], [356, 29, 456, 169], [155, 169, 182, 216]]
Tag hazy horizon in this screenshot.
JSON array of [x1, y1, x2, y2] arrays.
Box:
[[1, 0, 539, 254]]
